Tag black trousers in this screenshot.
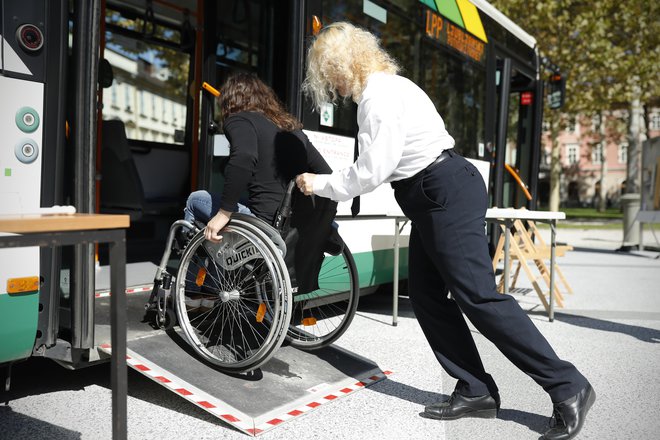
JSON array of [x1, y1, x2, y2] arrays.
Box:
[[392, 151, 587, 403]]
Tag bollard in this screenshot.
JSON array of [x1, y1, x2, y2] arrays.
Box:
[[621, 193, 641, 248]]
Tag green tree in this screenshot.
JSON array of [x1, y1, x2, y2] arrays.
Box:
[[490, 0, 659, 209]]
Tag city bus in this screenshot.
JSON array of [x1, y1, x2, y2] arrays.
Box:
[[1, 0, 543, 373]]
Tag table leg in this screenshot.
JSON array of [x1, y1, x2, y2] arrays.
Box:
[[549, 221, 556, 322], [393, 218, 400, 327], [109, 233, 127, 440]]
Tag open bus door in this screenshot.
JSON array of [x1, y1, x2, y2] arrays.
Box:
[[492, 56, 542, 210], [489, 54, 543, 248], [197, 0, 303, 195]]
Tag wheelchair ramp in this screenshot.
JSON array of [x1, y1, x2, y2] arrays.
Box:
[[95, 291, 390, 436]]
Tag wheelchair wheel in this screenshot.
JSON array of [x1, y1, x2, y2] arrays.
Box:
[[287, 242, 359, 350], [174, 219, 292, 373]]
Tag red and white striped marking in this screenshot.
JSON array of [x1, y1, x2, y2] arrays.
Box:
[[99, 344, 257, 434], [252, 370, 392, 435], [94, 284, 153, 298], [98, 344, 391, 436]]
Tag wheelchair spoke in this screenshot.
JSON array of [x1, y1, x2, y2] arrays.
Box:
[[175, 221, 291, 372]]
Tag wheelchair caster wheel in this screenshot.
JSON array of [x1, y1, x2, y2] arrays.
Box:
[[157, 308, 176, 330]]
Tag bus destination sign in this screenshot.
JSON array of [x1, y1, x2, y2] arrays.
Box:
[[423, 9, 485, 64]]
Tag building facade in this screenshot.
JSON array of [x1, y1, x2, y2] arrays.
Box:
[[102, 47, 187, 145], [539, 110, 660, 208]]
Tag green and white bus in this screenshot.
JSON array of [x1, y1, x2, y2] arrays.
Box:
[[1, 0, 544, 370]]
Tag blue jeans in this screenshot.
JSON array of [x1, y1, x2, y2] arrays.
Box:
[[184, 190, 252, 224]]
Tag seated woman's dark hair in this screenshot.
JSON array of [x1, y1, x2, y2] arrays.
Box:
[[219, 72, 303, 131]]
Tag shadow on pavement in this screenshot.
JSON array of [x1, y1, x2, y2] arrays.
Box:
[[573, 246, 660, 259], [371, 379, 551, 435], [0, 406, 82, 439], [530, 312, 660, 343], [1, 357, 230, 430], [369, 377, 447, 406], [497, 407, 549, 435]]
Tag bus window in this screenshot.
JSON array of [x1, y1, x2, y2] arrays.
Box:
[[419, 41, 486, 160], [308, 1, 486, 160], [102, 7, 190, 145], [313, 0, 418, 138], [205, 0, 281, 195]]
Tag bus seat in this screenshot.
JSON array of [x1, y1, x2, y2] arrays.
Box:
[[100, 119, 181, 218]]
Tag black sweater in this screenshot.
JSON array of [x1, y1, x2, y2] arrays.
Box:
[[220, 111, 332, 223]]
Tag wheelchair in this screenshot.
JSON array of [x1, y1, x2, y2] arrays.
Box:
[[145, 182, 359, 373]]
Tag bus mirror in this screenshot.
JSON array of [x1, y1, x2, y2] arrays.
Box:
[[548, 74, 565, 110]]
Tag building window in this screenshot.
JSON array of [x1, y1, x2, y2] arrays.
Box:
[[618, 143, 628, 164], [592, 143, 603, 165], [567, 116, 578, 134], [139, 91, 146, 116], [111, 82, 118, 108], [650, 113, 660, 131], [151, 94, 157, 120], [124, 85, 132, 112], [565, 143, 579, 165]]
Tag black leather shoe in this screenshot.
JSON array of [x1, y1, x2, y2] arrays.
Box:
[[421, 392, 499, 420], [542, 384, 596, 440]]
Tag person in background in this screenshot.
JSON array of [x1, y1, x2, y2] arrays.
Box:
[[296, 22, 594, 440], [183, 72, 331, 243]]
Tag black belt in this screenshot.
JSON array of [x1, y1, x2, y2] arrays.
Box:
[[427, 149, 453, 171], [392, 149, 455, 189]]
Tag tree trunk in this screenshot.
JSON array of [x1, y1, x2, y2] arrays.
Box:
[[549, 115, 561, 211], [598, 111, 608, 212], [626, 79, 643, 194]]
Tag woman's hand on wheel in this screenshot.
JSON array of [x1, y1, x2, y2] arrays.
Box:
[[205, 209, 232, 243], [296, 173, 316, 196]]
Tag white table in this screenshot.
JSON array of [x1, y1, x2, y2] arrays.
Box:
[[0, 214, 130, 440], [389, 209, 565, 325], [485, 208, 566, 321]]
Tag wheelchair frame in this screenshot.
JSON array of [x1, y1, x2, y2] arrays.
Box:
[[146, 186, 359, 373]]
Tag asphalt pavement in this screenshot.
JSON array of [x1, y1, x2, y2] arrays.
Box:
[[1, 223, 659, 440]]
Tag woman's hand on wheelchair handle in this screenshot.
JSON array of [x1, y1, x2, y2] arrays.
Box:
[[296, 173, 316, 196], [205, 209, 232, 243]]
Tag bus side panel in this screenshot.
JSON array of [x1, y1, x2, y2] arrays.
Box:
[[0, 247, 40, 363], [0, 53, 45, 363], [336, 219, 411, 289]]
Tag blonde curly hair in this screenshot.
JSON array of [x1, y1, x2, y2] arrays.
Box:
[[302, 22, 399, 111]]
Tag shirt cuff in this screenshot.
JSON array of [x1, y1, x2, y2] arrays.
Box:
[[312, 173, 331, 197]]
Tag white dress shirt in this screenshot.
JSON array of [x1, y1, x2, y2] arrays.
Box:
[[312, 72, 455, 202]]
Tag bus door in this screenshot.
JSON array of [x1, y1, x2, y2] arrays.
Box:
[[198, 0, 300, 193], [492, 56, 541, 209], [99, 1, 196, 262]]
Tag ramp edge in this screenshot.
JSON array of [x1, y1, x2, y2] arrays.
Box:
[[99, 344, 392, 437], [252, 369, 392, 436], [99, 344, 257, 435]]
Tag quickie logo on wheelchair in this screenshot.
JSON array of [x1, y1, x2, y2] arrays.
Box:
[[218, 241, 261, 271]]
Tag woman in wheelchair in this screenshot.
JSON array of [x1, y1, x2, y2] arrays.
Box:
[[185, 72, 332, 241], [149, 73, 360, 373]]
